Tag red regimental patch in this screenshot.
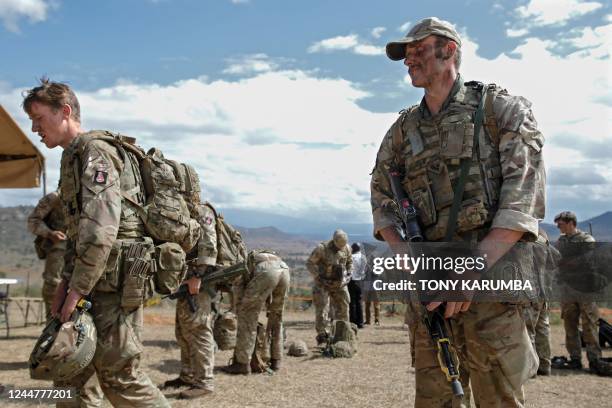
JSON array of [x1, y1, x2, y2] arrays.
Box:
[[94, 170, 108, 184], [205, 216, 213, 225]]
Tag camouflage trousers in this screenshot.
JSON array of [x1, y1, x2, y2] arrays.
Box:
[[42, 280, 59, 323], [234, 266, 290, 365], [312, 284, 349, 335], [406, 302, 537, 408], [42, 247, 64, 322], [365, 300, 380, 324], [522, 302, 551, 370], [561, 301, 601, 363], [57, 292, 169, 408], [175, 290, 215, 390]]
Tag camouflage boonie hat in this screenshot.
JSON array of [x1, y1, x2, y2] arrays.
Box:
[[386, 17, 462, 61], [287, 340, 309, 357], [554, 211, 577, 224]]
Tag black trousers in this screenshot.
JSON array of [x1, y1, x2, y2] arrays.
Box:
[[348, 280, 363, 327]]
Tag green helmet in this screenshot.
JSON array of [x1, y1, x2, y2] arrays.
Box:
[[29, 309, 97, 381], [288, 340, 309, 357]]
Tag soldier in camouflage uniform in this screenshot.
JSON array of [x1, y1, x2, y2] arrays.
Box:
[[371, 18, 544, 407], [161, 191, 218, 400], [306, 229, 353, 344], [223, 250, 290, 374], [554, 211, 602, 371], [23, 79, 169, 407], [28, 191, 105, 407], [27, 191, 67, 322]]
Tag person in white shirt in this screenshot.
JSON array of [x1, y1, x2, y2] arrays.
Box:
[[349, 243, 367, 328]]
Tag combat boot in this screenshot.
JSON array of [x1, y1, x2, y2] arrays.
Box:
[[178, 386, 213, 400], [159, 377, 191, 389], [537, 365, 551, 376], [222, 361, 251, 375], [269, 359, 281, 371], [316, 332, 329, 345]]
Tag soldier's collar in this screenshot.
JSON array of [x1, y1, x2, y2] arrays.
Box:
[[418, 74, 463, 119]]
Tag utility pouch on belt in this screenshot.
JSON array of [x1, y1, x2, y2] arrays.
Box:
[[153, 242, 187, 295], [96, 240, 123, 293], [121, 238, 155, 310], [34, 236, 51, 260]]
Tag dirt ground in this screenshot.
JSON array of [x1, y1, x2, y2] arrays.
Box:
[[1, 307, 611, 408]]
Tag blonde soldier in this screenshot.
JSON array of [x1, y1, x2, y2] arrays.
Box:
[[554, 211, 602, 371], [27, 191, 67, 321], [23, 79, 169, 407], [223, 250, 290, 374], [306, 229, 353, 344], [161, 193, 218, 400], [371, 18, 545, 407]]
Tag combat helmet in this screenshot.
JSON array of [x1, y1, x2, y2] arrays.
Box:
[[29, 300, 97, 381], [287, 340, 309, 357]]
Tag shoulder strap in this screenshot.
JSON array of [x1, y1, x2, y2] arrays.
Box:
[[483, 86, 500, 146], [444, 85, 489, 241]]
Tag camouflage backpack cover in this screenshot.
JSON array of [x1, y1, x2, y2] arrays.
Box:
[[213, 311, 237, 350], [84, 131, 201, 252], [203, 202, 247, 267]]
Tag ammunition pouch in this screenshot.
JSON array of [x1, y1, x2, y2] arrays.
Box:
[[119, 239, 155, 310], [153, 242, 187, 295]]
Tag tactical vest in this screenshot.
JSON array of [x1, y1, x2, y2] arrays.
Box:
[[316, 241, 351, 281], [392, 82, 502, 242], [59, 133, 146, 241]]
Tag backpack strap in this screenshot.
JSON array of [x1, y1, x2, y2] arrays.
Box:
[[483, 85, 500, 146]]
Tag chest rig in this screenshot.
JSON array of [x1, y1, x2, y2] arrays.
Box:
[[392, 82, 502, 242], [318, 241, 350, 280], [59, 132, 146, 241]]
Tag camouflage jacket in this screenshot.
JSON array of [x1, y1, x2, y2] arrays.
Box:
[[370, 76, 546, 242], [27, 191, 65, 244], [306, 240, 353, 284], [187, 202, 218, 274], [59, 132, 146, 295]]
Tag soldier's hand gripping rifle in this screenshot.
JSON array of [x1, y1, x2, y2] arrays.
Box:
[[386, 166, 464, 397], [164, 261, 248, 313]]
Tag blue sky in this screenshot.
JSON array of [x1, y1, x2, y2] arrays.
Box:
[[0, 0, 610, 226]]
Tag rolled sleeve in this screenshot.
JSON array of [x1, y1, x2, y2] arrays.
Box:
[[493, 94, 546, 241]]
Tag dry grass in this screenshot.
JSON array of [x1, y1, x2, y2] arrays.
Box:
[[1, 308, 611, 407]]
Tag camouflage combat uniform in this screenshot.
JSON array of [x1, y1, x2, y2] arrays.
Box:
[[523, 301, 551, 373], [306, 240, 352, 336], [57, 131, 169, 407], [232, 251, 290, 365], [27, 191, 66, 321], [556, 230, 602, 367], [371, 77, 544, 407], [174, 203, 218, 391]]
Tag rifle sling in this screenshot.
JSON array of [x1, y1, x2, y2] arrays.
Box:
[[444, 84, 488, 241]]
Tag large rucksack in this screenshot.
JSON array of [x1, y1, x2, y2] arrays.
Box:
[[86, 130, 201, 252], [203, 202, 247, 267]]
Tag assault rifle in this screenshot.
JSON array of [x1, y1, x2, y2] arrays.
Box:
[[386, 166, 464, 397], [164, 261, 248, 313]]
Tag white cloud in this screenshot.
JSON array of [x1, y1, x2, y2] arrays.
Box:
[[230, 0, 249, 4], [222, 53, 280, 75], [2, 70, 394, 221], [506, 27, 529, 38], [371, 26, 386, 38], [515, 0, 602, 26], [0, 0, 51, 32], [308, 34, 383, 56], [398, 20, 411, 33]]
